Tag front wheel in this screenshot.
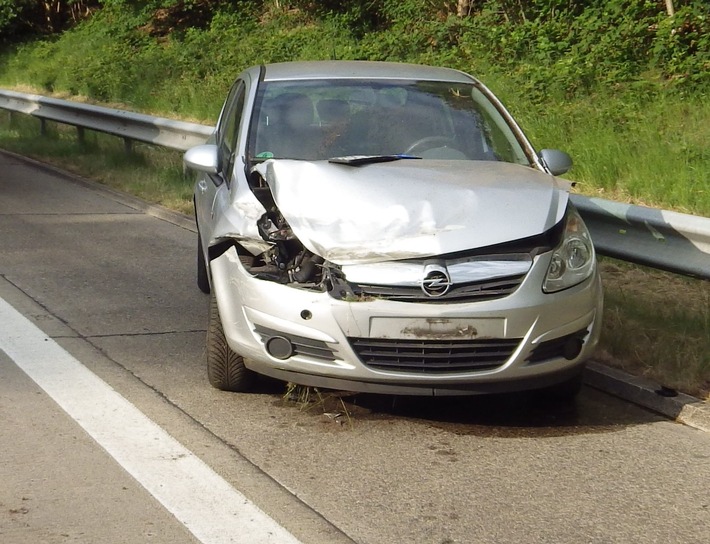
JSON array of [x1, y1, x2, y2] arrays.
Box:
[[206, 292, 254, 392]]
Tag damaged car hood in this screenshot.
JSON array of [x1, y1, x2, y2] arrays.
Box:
[[254, 159, 569, 265]]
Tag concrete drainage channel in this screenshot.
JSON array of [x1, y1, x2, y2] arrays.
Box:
[[585, 362, 710, 433]]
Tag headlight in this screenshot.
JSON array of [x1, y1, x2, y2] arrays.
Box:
[[543, 207, 595, 293]]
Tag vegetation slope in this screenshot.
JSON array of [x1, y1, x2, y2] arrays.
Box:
[[1, 0, 708, 213]]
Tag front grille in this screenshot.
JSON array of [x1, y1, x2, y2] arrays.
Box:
[[349, 274, 526, 304], [349, 337, 521, 374], [254, 325, 337, 362]]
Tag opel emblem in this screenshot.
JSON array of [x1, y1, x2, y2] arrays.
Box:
[[421, 264, 452, 297]]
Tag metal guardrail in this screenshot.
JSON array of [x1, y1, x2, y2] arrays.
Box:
[[1, 89, 709, 280], [0, 89, 211, 151], [571, 195, 710, 279]]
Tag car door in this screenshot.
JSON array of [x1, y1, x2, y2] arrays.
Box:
[[195, 79, 247, 249]]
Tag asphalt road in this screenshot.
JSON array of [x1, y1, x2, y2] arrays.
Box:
[[1, 150, 709, 544]]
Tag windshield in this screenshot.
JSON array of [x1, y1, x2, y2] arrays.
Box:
[[248, 79, 529, 164]]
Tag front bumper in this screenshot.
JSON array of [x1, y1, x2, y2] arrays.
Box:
[[210, 247, 603, 395]]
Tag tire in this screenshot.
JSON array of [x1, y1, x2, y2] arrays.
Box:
[[197, 233, 210, 294], [206, 292, 254, 392]]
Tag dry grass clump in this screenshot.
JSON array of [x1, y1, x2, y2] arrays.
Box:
[[597, 258, 709, 400], [283, 383, 355, 427]]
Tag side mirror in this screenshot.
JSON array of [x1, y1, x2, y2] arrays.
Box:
[[539, 149, 573, 176], [184, 144, 219, 175]]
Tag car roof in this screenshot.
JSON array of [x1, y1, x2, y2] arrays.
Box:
[[260, 61, 475, 83]]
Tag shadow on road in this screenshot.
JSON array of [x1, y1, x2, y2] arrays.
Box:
[[275, 385, 665, 438]]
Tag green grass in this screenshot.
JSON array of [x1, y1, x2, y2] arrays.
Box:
[[1, 3, 708, 217], [515, 91, 710, 215]]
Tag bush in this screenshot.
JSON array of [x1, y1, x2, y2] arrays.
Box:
[[652, 4, 710, 86], [0, 0, 707, 115]]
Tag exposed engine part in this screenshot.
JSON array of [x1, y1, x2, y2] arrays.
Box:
[[242, 170, 329, 287], [324, 267, 358, 300], [244, 208, 326, 286], [290, 252, 325, 283], [257, 210, 293, 243]]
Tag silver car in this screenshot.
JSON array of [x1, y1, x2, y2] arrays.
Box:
[[184, 61, 603, 398]]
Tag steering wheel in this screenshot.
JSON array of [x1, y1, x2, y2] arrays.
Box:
[[404, 136, 458, 156]]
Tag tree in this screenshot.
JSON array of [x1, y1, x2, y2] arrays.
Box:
[[1, 0, 99, 41]]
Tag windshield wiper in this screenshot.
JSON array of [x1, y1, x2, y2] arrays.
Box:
[[328, 154, 421, 166]]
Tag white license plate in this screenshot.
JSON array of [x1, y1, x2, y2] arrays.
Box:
[[369, 317, 506, 340]]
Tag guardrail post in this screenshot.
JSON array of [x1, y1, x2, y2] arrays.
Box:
[[40, 118, 47, 136], [77, 126, 85, 144], [123, 138, 133, 153]]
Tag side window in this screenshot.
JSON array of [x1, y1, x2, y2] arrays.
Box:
[[469, 87, 528, 165], [217, 80, 246, 184]]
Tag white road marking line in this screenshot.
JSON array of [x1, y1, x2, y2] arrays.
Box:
[[0, 297, 302, 544]]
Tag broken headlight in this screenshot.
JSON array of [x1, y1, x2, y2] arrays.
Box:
[[543, 206, 595, 293]]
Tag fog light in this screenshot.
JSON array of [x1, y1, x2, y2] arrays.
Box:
[[265, 336, 294, 360]]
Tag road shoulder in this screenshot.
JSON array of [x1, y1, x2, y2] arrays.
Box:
[[586, 361, 710, 433]]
